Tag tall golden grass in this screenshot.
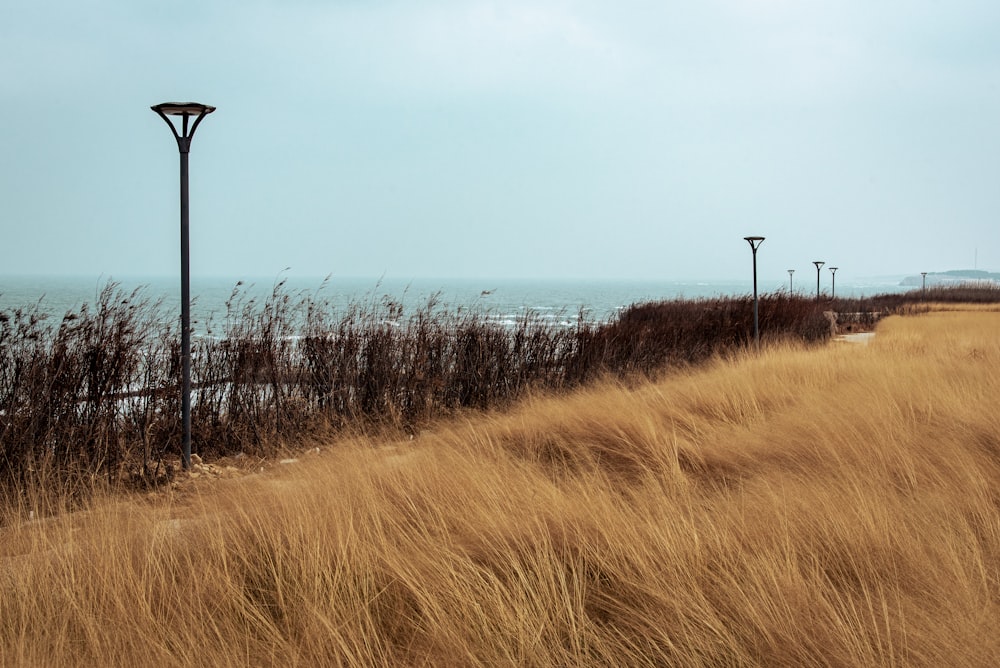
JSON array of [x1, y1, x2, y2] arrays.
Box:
[[2, 310, 999, 666]]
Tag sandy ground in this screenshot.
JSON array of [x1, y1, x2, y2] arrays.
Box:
[[834, 332, 876, 344]]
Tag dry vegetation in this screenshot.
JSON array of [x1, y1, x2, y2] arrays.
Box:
[[0, 282, 837, 488], [2, 308, 999, 666]]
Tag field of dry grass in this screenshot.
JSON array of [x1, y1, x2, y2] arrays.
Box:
[[2, 308, 999, 666]]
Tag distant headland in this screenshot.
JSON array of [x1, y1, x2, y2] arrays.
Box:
[[901, 269, 1000, 287]]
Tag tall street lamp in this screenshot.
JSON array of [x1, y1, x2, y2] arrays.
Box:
[[829, 266, 839, 299], [744, 236, 765, 347], [813, 261, 825, 300], [787, 269, 795, 293], [151, 102, 216, 471]]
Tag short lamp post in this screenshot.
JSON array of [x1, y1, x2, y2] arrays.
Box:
[[744, 236, 765, 347], [151, 102, 216, 471], [788, 269, 795, 293], [829, 266, 839, 299], [921, 271, 928, 296], [813, 261, 825, 300]]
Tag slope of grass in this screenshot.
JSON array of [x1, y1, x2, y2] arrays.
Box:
[[2, 311, 999, 666]]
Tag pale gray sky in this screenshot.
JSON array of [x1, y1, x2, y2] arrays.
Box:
[[2, 0, 998, 282]]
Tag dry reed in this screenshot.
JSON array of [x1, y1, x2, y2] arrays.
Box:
[[1, 281, 864, 489]]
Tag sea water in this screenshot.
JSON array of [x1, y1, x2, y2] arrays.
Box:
[[0, 274, 912, 333]]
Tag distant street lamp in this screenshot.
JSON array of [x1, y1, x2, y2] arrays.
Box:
[[813, 261, 825, 300], [744, 236, 765, 347], [921, 271, 928, 296], [788, 269, 795, 293], [829, 266, 839, 299], [151, 102, 216, 471]]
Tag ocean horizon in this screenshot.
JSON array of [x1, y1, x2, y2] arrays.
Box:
[[0, 273, 914, 331]]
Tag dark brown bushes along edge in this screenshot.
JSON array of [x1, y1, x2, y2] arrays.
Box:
[[2, 282, 997, 489], [0, 285, 177, 493], [579, 292, 833, 380]]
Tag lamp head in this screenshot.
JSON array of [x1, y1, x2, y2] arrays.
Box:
[[151, 102, 216, 116], [152, 101, 216, 151]]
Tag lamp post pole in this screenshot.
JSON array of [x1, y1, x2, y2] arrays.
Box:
[[813, 261, 825, 300], [829, 267, 839, 299], [152, 102, 216, 471], [744, 236, 765, 348], [788, 269, 794, 293], [921, 272, 928, 296]]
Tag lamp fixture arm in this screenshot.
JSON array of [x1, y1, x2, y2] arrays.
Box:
[[152, 107, 212, 154]]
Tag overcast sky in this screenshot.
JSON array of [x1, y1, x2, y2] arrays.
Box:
[[2, 0, 998, 282]]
